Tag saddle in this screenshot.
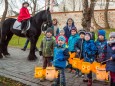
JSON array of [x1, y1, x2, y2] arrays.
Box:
[[13, 20, 30, 31]]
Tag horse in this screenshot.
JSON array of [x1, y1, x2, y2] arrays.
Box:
[[0, 8, 52, 61]]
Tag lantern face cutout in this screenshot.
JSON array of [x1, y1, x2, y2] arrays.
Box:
[[45, 67, 58, 81], [34, 67, 45, 78], [72, 58, 82, 70], [68, 52, 76, 64], [96, 65, 108, 81], [91, 62, 100, 73], [81, 62, 91, 74]]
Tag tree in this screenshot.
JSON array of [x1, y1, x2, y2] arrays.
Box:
[[0, 0, 8, 28], [81, 0, 96, 31]]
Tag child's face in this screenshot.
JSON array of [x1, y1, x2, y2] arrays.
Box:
[[58, 40, 64, 46], [80, 34, 85, 39], [52, 20, 57, 25], [23, 4, 29, 7], [98, 35, 104, 41], [71, 30, 76, 35], [110, 37, 115, 41], [68, 19, 73, 26], [60, 32, 64, 36], [85, 34, 90, 41], [46, 32, 52, 37]]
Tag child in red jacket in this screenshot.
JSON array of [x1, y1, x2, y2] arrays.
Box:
[[17, 2, 30, 34]]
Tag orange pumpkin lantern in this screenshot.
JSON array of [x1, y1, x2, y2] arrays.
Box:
[[81, 62, 91, 74], [91, 62, 100, 73], [72, 58, 83, 70], [45, 67, 58, 81], [96, 64, 108, 81], [34, 67, 46, 78], [68, 52, 76, 64]]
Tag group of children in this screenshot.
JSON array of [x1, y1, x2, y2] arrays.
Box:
[[39, 17, 115, 86]]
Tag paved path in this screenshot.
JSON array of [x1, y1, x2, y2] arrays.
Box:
[[0, 47, 109, 86]]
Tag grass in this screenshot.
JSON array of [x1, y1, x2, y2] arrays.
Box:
[[8, 29, 115, 48], [0, 76, 29, 86]]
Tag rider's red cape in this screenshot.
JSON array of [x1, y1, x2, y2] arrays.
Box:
[[17, 7, 31, 22]]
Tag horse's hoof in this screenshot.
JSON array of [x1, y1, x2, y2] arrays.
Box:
[[3, 52, 10, 56], [28, 54, 37, 61], [0, 54, 3, 59], [4, 55, 11, 58]]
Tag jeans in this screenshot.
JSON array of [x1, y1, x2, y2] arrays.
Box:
[[53, 67, 66, 86]]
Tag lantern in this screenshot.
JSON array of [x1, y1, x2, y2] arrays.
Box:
[[91, 62, 100, 73], [96, 64, 108, 81], [34, 67, 46, 78], [45, 67, 58, 81], [81, 62, 91, 74], [68, 52, 76, 64], [72, 58, 83, 70]]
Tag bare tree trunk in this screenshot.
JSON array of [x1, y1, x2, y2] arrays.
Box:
[[104, 0, 110, 29], [32, 0, 37, 16], [0, 0, 8, 28], [81, 0, 95, 31]]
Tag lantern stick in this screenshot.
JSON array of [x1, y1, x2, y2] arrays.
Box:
[[101, 59, 111, 64]]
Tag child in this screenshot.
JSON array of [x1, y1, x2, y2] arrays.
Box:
[[106, 32, 115, 86], [95, 29, 107, 62], [17, 2, 30, 34], [83, 32, 97, 86], [67, 27, 80, 73], [52, 36, 70, 86], [51, 18, 60, 37], [56, 29, 68, 44], [63, 18, 75, 39], [75, 30, 86, 77], [39, 28, 56, 81]]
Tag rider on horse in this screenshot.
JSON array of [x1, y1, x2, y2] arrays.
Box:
[[17, 2, 30, 34]]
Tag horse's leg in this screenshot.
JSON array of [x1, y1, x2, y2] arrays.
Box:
[[28, 36, 38, 61], [3, 33, 13, 56]]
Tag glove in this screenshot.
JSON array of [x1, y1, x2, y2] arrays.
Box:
[[39, 51, 42, 56]]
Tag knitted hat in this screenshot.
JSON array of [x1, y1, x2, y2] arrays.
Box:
[[78, 30, 86, 35], [46, 27, 53, 34], [85, 32, 92, 39], [109, 32, 115, 38], [58, 36, 66, 43], [71, 27, 77, 32], [98, 29, 106, 37], [59, 29, 65, 33]]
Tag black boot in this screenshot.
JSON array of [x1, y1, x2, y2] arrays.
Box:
[[21, 48, 26, 51]]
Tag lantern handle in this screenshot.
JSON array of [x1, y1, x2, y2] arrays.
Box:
[[101, 59, 111, 64]]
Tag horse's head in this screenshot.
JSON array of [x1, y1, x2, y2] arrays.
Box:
[[41, 7, 52, 31]]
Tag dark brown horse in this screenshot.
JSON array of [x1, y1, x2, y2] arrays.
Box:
[[0, 8, 52, 61]]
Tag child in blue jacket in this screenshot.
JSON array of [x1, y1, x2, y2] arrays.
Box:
[[106, 32, 115, 86], [83, 32, 97, 86], [52, 36, 70, 86], [95, 29, 107, 62], [67, 27, 80, 73]]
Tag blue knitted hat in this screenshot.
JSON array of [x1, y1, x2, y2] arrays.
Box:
[[98, 29, 106, 37], [58, 36, 66, 43]]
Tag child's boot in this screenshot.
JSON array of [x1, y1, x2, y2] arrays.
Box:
[[87, 79, 92, 86]]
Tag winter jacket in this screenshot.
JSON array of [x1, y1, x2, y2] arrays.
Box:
[[51, 25, 59, 37], [68, 34, 80, 52], [75, 38, 85, 59], [95, 39, 107, 62], [83, 40, 97, 62], [53, 44, 69, 68], [63, 19, 75, 39], [56, 35, 68, 44], [40, 36, 56, 57], [18, 7, 31, 22], [106, 42, 115, 72]]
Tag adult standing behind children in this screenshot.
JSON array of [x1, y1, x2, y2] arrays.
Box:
[[63, 18, 75, 39], [51, 18, 60, 37]]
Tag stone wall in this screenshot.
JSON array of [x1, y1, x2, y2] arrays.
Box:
[[51, 9, 115, 30]]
